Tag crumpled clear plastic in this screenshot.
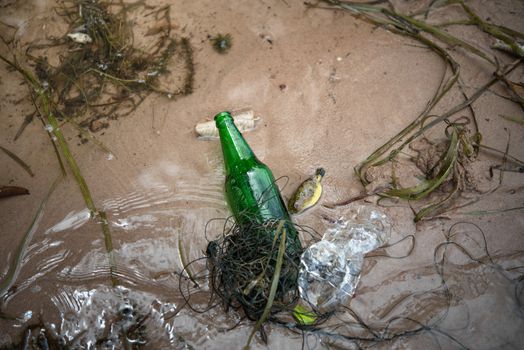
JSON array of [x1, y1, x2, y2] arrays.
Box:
[[298, 205, 391, 312]]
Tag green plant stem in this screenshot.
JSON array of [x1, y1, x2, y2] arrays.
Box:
[[458, 1, 524, 58], [0, 145, 34, 177], [459, 206, 524, 216], [320, 1, 523, 222], [0, 52, 119, 287], [178, 232, 198, 287], [388, 8, 495, 64], [476, 143, 524, 165], [500, 115, 524, 124], [385, 126, 459, 200], [47, 109, 118, 287], [0, 177, 61, 298], [244, 221, 286, 349]]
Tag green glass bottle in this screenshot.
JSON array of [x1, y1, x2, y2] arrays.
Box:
[[215, 111, 302, 254]]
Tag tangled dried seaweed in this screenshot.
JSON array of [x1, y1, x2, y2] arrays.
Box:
[[19, 0, 194, 134], [316, 0, 524, 221]]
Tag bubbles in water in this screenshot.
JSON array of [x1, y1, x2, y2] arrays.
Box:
[[22, 310, 33, 322], [55, 285, 187, 349]]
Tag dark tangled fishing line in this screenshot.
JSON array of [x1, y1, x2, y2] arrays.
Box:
[[205, 218, 303, 321]]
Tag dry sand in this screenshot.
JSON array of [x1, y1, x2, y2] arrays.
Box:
[[0, 0, 523, 349]]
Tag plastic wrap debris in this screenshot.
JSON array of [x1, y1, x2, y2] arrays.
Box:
[[298, 205, 391, 312], [195, 109, 259, 140]]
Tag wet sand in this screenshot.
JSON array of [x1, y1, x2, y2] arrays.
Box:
[[1, 0, 523, 348]]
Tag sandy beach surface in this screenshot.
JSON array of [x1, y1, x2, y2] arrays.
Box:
[[1, 0, 523, 348]]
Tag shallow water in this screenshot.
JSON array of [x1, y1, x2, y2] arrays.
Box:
[[1, 0, 524, 349]]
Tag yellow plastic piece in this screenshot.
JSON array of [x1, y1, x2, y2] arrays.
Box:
[[293, 304, 317, 325]]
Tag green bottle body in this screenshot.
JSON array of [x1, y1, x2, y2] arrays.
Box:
[[215, 111, 301, 253]]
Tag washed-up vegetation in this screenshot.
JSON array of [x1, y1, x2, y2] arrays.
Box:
[[189, 1, 524, 348], [319, 0, 524, 221], [1, 0, 523, 349], [0, 0, 194, 346], [0, 0, 194, 285]]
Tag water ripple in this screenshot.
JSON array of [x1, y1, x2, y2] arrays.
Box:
[[51, 285, 187, 349]]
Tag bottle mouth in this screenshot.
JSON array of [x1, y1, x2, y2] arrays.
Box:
[[214, 111, 233, 127]]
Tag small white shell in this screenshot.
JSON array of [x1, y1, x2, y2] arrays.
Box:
[[67, 33, 92, 44], [195, 109, 260, 140]]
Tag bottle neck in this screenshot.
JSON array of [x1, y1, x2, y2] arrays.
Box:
[[215, 112, 256, 174]]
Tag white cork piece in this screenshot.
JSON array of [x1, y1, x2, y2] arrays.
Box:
[[195, 109, 260, 140]]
